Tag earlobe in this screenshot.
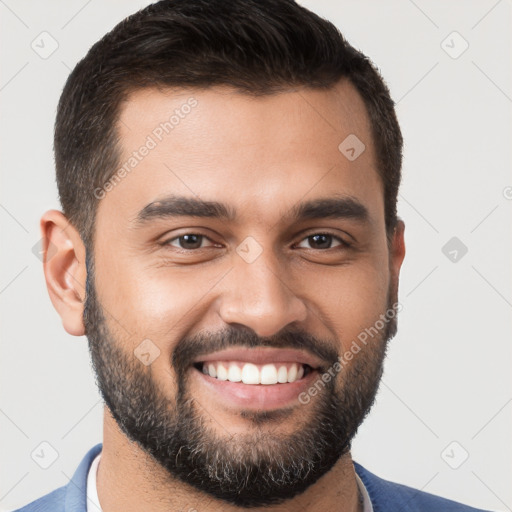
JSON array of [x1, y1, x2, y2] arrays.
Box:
[[40, 210, 88, 337]]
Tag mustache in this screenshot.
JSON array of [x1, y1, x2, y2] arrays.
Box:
[[172, 325, 339, 375]]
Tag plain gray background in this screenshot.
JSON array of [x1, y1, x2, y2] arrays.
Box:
[[1, 1, 511, 510]]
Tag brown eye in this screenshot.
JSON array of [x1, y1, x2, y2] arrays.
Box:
[[166, 234, 212, 250], [296, 233, 347, 250]]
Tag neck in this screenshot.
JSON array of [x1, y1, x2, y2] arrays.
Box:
[[97, 407, 363, 512]]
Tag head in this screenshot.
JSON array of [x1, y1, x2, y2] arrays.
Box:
[[42, 0, 405, 508]]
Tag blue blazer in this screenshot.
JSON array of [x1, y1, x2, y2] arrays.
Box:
[[13, 443, 492, 511]]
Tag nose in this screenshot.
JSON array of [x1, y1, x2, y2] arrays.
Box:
[[218, 251, 308, 338]]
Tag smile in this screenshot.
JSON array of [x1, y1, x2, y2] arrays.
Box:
[[193, 361, 314, 385]]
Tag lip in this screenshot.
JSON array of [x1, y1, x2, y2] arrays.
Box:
[[192, 347, 325, 370], [191, 365, 319, 410]]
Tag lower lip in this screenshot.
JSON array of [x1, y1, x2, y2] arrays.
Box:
[[191, 366, 319, 410]]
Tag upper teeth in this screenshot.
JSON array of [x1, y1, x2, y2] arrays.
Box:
[[201, 361, 306, 385]]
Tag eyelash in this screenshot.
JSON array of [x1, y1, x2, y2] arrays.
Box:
[[162, 232, 352, 251]]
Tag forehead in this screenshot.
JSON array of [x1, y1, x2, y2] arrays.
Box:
[[97, 81, 383, 232]]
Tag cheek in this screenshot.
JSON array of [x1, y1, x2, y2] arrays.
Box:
[[99, 260, 228, 337], [299, 259, 390, 351]]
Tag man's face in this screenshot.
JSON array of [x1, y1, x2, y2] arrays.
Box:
[[84, 82, 404, 507]]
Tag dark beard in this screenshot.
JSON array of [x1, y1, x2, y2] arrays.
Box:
[[83, 251, 398, 508]]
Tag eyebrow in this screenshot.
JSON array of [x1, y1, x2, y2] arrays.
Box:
[[133, 194, 369, 226]]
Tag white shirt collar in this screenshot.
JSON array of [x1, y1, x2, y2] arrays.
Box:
[[355, 471, 374, 512], [86, 452, 102, 512]]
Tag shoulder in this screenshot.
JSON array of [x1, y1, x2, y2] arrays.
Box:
[[11, 443, 103, 512], [354, 462, 492, 512]]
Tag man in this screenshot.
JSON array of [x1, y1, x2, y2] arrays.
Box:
[[15, 0, 491, 511]]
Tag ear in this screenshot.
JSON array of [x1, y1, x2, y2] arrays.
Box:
[[40, 210, 88, 336], [389, 219, 406, 294]]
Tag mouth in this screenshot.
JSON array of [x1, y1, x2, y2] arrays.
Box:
[[192, 360, 315, 384], [189, 347, 326, 410], [190, 356, 322, 410]]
